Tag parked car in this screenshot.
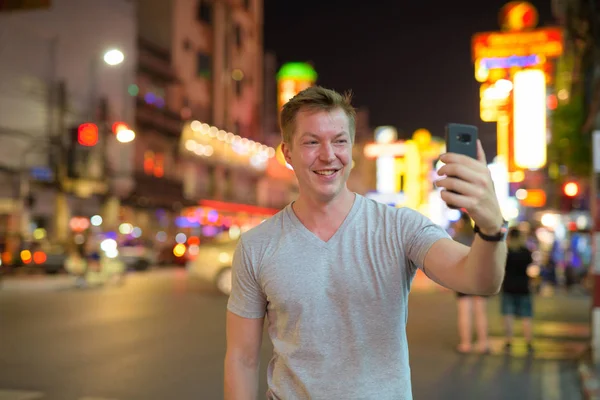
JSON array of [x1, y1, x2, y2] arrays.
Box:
[[119, 239, 157, 271], [187, 236, 237, 295], [40, 244, 68, 274], [156, 242, 189, 267]]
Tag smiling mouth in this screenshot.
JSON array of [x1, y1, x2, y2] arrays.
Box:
[[314, 169, 339, 176]]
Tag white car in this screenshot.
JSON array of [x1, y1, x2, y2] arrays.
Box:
[[187, 237, 237, 295], [119, 240, 157, 271]]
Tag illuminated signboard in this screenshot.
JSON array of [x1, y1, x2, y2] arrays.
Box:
[[513, 69, 546, 169], [520, 189, 547, 207], [364, 128, 444, 210], [472, 27, 563, 61], [499, 2, 538, 31], [364, 142, 406, 158], [276, 62, 317, 111], [480, 54, 541, 70], [479, 81, 511, 122]]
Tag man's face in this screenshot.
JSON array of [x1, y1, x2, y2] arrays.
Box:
[[282, 108, 353, 203]]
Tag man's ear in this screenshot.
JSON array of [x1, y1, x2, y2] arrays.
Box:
[[281, 142, 293, 165]]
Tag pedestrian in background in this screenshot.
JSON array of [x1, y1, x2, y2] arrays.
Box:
[[502, 227, 534, 352], [453, 212, 490, 354]]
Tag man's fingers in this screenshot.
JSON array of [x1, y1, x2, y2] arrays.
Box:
[[435, 177, 480, 197], [477, 139, 487, 165], [437, 164, 480, 184], [440, 189, 473, 210]]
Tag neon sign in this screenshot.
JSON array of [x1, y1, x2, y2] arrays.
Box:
[[276, 62, 317, 111], [499, 2, 538, 31], [472, 27, 563, 61], [480, 54, 540, 70]]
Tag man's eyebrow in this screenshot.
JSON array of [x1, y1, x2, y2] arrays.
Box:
[[333, 132, 349, 138], [299, 132, 349, 139]]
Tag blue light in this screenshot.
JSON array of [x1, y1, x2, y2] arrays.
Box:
[[105, 231, 118, 240], [175, 216, 200, 228], [481, 55, 540, 70], [30, 166, 53, 181], [144, 92, 156, 104]]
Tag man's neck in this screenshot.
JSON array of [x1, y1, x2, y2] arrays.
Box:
[[292, 189, 356, 229]]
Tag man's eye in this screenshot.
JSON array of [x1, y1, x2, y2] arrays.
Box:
[[305, 141, 318, 145], [336, 139, 348, 143]]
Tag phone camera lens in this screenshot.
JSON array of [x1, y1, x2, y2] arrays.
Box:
[[457, 134, 471, 143]]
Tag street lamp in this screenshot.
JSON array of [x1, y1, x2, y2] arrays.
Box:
[[116, 129, 135, 143], [103, 49, 124, 66], [112, 122, 135, 143]]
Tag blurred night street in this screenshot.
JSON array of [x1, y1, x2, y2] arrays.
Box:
[[1, 0, 599, 398], [0, 270, 589, 400]]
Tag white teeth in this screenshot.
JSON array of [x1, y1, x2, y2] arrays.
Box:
[[315, 170, 336, 176]]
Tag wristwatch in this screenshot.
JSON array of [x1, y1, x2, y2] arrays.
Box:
[[473, 220, 509, 242]]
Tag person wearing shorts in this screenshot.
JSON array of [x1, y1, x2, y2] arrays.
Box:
[[501, 228, 534, 352]]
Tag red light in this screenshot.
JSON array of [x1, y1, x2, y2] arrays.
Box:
[[78, 123, 99, 146], [548, 94, 557, 110], [154, 154, 164, 177], [198, 199, 280, 216], [33, 251, 47, 264], [144, 152, 154, 175], [69, 217, 90, 232], [112, 122, 129, 134]]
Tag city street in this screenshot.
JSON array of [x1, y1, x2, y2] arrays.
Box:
[[0, 269, 589, 400]]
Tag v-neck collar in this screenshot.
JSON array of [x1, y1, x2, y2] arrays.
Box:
[[285, 193, 362, 249]]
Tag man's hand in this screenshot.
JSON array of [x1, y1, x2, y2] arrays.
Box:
[[436, 139, 503, 235]]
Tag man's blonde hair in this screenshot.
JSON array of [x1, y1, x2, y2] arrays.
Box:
[[280, 86, 356, 145]]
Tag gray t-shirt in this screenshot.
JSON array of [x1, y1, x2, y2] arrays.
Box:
[[227, 194, 450, 399]]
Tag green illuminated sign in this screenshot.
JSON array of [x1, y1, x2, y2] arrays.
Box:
[[277, 62, 317, 81]]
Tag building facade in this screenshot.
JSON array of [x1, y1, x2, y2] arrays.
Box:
[[0, 0, 296, 264], [131, 0, 284, 246], [0, 0, 136, 256]]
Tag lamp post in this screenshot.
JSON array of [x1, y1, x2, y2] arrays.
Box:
[[53, 48, 133, 243]]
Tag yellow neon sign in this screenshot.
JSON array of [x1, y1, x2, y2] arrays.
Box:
[[363, 142, 406, 158], [403, 140, 421, 210]]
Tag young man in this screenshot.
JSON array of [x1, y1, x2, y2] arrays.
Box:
[[225, 86, 507, 399]]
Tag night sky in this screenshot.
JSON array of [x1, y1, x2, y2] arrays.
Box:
[[264, 0, 555, 156]]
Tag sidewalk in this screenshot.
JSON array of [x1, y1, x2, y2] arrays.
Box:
[[579, 348, 600, 400]]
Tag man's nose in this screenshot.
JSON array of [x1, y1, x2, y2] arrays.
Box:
[[319, 143, 336, 161]]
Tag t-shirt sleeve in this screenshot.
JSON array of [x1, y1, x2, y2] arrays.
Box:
[[227, 237, 267, 319], [397, 208, 451, 271]]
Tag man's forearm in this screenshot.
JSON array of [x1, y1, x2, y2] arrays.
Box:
[[224, 355, 260, 400], [464, 236, 507, 295]]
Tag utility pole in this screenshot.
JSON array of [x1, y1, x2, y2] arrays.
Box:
[[53, 81, 69, 243], [592, 128, 600, 363], [583, 0, 600, 364]]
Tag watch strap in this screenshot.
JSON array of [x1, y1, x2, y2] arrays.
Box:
[[473, 221, 508, 242]]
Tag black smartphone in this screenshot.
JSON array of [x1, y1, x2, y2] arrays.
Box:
[[445, 123, 478, 159], [444, 123, 478, 209]]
